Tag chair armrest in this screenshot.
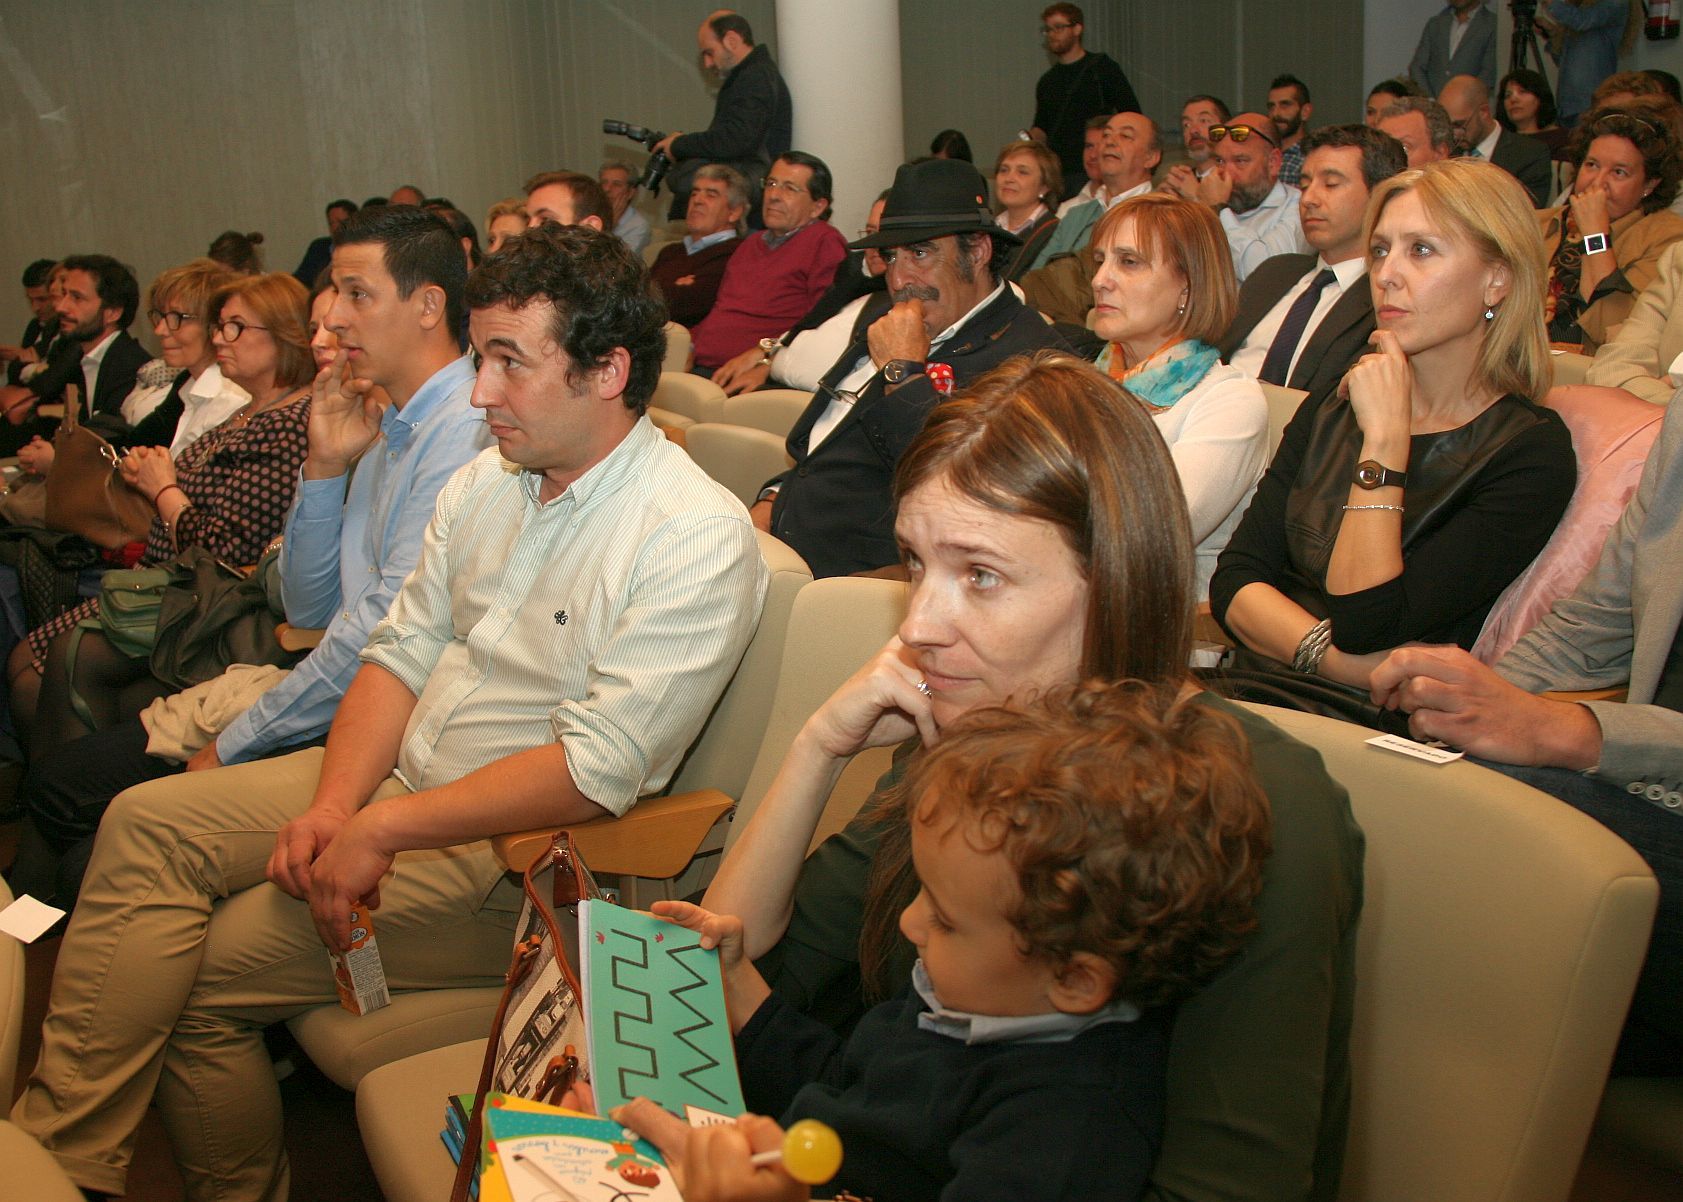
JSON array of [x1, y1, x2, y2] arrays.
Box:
[[492, 788, 737, 878], [1542, 686, 1629, 703], [276, 623, 325, 652]]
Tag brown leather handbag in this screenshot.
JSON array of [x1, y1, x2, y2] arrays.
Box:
[[450, 831, 602, 1202], [44, 385, 155, 549]]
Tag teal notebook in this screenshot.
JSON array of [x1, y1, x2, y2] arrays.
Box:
[[578, 899, 745, 1120]]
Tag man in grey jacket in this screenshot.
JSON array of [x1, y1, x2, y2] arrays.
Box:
[[1372, 389, 1683, 1070], [1409, 1, 1497, 96]]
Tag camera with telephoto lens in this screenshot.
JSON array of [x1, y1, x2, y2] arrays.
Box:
[[603, 120, 673, 193]]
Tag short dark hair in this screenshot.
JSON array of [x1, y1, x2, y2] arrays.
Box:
[[1495, 68, 1558, 132], [1369, 75, 1425, 102], [1270, 73, 1311, 106], [332, 204, 469, 334], [58, 253, 139, 327], [208, 231, 264, 274], [1381, 97, 1454, 154], [955, 230, 1014, 285], [362, 196, 389, 209], [522, 170, 615, 229], [1644, 69, 1683, 104], [708, 12, 754, 44], [21, 259, 56, 289], [929, 128, 974, 162], [1042, 3, 1084, 26], [466, 225, 667, 414], [1302, 123, 1407, 190], [773, 151, 834, 212], [430, 206, 483, 269], [325, 198, 358, 219], [1184, 93, 1231, 121]]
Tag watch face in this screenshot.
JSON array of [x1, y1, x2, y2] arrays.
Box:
[[1355, 460, 1383, 489]]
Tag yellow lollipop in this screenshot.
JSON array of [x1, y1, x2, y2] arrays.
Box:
[[748, 1118, 843, 1184]]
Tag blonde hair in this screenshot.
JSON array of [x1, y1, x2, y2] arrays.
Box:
[[1090, 192, 1237, 344], [148, 258, 238, 327], [484, 197, 527, 228], [992, 139, 1064, 209], [1364, 160, 1552, 401]]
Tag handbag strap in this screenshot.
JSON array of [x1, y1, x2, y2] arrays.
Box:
[[62, 623, 98, 731], [62, 383, 80, 432], [447, 831, 595, 1202]]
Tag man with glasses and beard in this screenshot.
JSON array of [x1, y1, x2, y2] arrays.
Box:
[[1195, 111, 1309, 281], [752, 159, 1095, 578], [1029, 3, 1139, 201]]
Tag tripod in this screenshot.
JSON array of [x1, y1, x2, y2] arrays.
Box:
[[1510, 0, 1549, 73]]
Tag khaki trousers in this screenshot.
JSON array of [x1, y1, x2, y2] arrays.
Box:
[[10, 747, 518, 1201]]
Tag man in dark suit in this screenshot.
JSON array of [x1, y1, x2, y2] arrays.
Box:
[[2, 258, 59, 385], [1220, 125, 1407, 399], [1439, 75, 1553, 207], [752, 159, 1091, 578], [1409, 1, 1496, 97], [0, 254, 148, 454]]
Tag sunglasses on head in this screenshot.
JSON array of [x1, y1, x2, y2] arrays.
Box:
[[1209, 123, 1277, 148]]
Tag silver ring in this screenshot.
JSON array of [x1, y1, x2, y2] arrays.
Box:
[[915, 678, 932, 697]]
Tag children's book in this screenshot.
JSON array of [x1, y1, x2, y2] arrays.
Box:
[[485, 1104, 684, 1202], [578, 899, 746, 1121]]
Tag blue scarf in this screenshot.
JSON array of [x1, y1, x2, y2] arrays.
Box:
[[1098, 339, 1221, 409]]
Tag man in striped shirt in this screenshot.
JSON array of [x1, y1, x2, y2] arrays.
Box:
[[15, 225, 768, 1202]]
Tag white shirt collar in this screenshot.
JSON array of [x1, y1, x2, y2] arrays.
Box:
[[931, 281, 1007, 348], [1319, 254, 1368, 290], [80, 327, 118, 366], [1474, 123, 1502, 162], [1102, 178, 1154, 208], [910, 961, 1140, 1046]]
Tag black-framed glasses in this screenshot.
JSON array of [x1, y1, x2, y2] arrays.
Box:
[[1041, 21, 1074, 33], [1210, 123, 1278, 148], [147, 309, 198, 331], [216, 319, 269, 342]]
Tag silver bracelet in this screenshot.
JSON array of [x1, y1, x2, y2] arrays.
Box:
[[1341, 504, 1404, 513], [1291, 618, 1334, 675]]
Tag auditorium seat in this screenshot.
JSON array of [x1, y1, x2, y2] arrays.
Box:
[[683, 422, 791, 507], [286, 529, 813, 1091], [1248, 704, 1657, 1202], [354, 577, 908, 1201], [1259, 381, 1308, 458], [646, 370, 724, 432], [717, 388, 811, 438], [660, 321, 691, 374]]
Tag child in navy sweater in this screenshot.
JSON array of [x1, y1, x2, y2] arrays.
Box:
[[616, 679, 1272, 1202]]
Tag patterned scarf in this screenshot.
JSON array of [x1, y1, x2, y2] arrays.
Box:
[[1095, 338, 1221, 409]]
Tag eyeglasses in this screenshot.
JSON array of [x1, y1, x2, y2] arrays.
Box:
[[147, 309, 198, 331], [763, 177, 812, 197], [1590, 112, 1662, 138], [1040, 22, 1074, 33], [1209, 124, 1278, 148], [216, 319, 269, 342]]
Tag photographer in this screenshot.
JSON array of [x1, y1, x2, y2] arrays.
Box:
[[652, 12, 792, 219]]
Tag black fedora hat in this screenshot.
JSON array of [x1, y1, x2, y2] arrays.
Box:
[[850, 159, 1020, 250]]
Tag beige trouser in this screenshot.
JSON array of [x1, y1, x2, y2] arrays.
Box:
[[10, 747, 518, 1202]]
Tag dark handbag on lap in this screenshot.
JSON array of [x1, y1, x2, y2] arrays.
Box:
[[44, 386, 155, 550], [149, 545, 295, 690]]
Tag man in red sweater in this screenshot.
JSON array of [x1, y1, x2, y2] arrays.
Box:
[[690, 150, 847, 374]]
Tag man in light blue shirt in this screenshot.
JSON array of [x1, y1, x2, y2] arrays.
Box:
[[9, 206, 488, 904]]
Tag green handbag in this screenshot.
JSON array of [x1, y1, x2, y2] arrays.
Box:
[[63, 564, 182, 728]]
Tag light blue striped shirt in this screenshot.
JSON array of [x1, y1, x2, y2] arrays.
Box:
[[216, 356, 490, 763], [361, 418, 768, 814]]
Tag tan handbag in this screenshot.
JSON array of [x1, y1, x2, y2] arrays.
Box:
[[44, 385, 155, 549], [450, 830, 602, 1202]]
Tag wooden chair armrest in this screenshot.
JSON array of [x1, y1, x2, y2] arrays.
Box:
[[1194, 602, 1231, 649], [1542, 686, 1629, 704], [276, 623, 325, 652], [492, 788, 737, 878]]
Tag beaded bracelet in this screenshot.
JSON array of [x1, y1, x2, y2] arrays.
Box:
[[1342, 504, 1404, 513]]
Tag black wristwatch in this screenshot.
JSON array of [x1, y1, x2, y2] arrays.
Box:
[[882, 359, 924, 384], [1353, 459, 1408, 490]]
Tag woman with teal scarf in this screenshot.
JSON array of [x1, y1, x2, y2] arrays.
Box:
[[1091, 194, 1268, 598]]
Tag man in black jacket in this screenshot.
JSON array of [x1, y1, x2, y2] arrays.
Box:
[[754, 159, 1094, 578], [0, 254, 148, 455], [1438, 74, 1553, 208], [1220, 125, 1406, 400], [2, 258, 59, 385], [655, 11, 792, 219]]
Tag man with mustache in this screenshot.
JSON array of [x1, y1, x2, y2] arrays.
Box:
[[753, 159, 1093, 578]]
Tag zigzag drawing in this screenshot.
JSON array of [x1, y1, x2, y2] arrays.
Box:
[[667, 943, 731, 1106], [607, 930, 658, 1098]]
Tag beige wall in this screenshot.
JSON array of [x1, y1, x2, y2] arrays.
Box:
[[0, 0, 1372, 340]]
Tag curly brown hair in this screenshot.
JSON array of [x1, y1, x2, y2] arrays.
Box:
[[1568, 97, 1683, 214], [896, 679, 1272, 1010]]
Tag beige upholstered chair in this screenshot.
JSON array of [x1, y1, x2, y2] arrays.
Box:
[[355, 577, 908, 1202], [684, 423, 792, 508], [659, 321, 691, 373], [286, 530, 813, 1090], [645, 370, 723, 432], [0, 881, 85, 1202], [1246, 704, 1658, 1202], [717, 389, 812, 438], [1258, 381, 1309, 458], [1551, 350, 1595, 388]]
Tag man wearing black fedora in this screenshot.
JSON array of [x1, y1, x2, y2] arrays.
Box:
[[752, 158, 1094, 578]]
